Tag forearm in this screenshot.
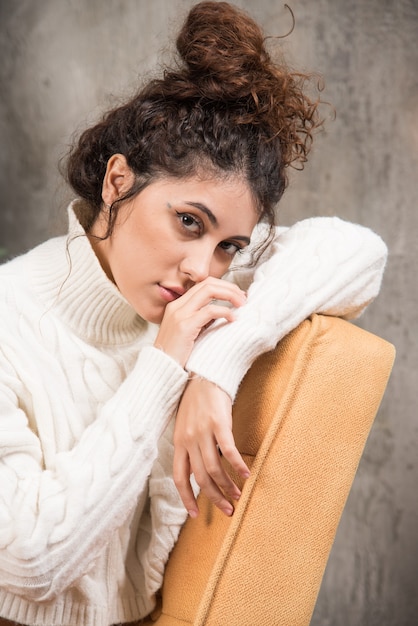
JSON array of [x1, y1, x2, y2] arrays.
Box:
[[187, 217, 387, 400]]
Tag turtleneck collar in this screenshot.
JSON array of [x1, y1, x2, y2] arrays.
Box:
[[26, 201, 147, 346]]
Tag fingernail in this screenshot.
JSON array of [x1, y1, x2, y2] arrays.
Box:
[[188, 509, 198, 519], [231, 490, 241, 501], [223, 506, 234, 516]]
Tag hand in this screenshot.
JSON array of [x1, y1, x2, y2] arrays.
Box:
[[173, 377, 250, 518], [154, 277, 247, 368]]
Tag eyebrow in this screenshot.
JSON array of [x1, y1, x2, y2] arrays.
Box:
[[185, 202, 218, 226], [185, 202, 251, 245]]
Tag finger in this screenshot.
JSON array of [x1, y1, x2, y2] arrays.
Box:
[[188, 445, 235, 517], [156, 303, 238, 366], [199, 437, 242, 501], [165, 301, 238, 336], [165, 304, 238, 345], [173, 447, 199, 518], [215, 428, 250, 479], [191, 303, 237, 327], [176, 279, 247, 310]]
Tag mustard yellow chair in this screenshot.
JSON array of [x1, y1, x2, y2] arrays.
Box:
[[143, 314, 395, 626]]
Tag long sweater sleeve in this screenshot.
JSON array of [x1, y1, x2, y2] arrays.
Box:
[[0, 342, 187, 602], [0, 213, 191, 616], [186, 217, 387, 400]]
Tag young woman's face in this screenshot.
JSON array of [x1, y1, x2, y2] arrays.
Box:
[[91, 175, 259, 324]]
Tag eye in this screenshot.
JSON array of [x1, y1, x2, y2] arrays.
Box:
[[176, 212, 202, 235], [218, 241, 244, 257]]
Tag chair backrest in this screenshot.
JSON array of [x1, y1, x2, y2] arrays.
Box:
[[145, 314, 395, 626]]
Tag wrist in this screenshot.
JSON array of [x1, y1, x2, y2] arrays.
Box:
[[153, 341, 186, 369]]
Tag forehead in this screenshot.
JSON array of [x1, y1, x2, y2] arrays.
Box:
[[158, 174, 259, 224]]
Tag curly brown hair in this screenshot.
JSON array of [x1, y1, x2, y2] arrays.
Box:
[[65, 1, 323, 236]]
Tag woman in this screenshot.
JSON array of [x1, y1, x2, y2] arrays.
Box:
[[0, 2, 386, 625]]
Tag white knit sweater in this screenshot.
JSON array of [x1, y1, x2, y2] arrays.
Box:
[[0, 204, 387, 626]]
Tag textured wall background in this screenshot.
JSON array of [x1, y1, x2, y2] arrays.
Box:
[[0, 1, 416, 624]]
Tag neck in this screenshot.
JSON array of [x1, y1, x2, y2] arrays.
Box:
[[26, 202, 147, 346]]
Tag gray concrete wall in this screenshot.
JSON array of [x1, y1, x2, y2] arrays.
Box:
[[0, 1, 416, 624]]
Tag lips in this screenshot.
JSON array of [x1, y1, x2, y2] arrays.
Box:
[[158, 284, 186, 303]]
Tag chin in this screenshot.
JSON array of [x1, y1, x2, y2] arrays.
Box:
[[136, 306, 164, 326], [146, 314, 164, 325]]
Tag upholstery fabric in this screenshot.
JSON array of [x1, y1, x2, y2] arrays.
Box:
[[0, 315, 394, 626], [143, 314, 395, 626]]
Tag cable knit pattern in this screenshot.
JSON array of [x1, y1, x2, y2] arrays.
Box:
[[187, 218, 387, 399], [0, 207, 189, 625], [0, 203, 386, 626]]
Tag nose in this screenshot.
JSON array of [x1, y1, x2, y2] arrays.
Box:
[[179, 245, 216, 283]]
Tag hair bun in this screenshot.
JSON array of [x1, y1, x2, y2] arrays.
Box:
[[66, 1, 323, 225], [176, 1, 269, 99]]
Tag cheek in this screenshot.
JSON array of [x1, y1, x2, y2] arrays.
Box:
[[111, 218, 184, 281], [210, 255, 233, 279]]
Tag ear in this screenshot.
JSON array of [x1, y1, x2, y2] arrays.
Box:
[[101, 154, 135, 206]]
